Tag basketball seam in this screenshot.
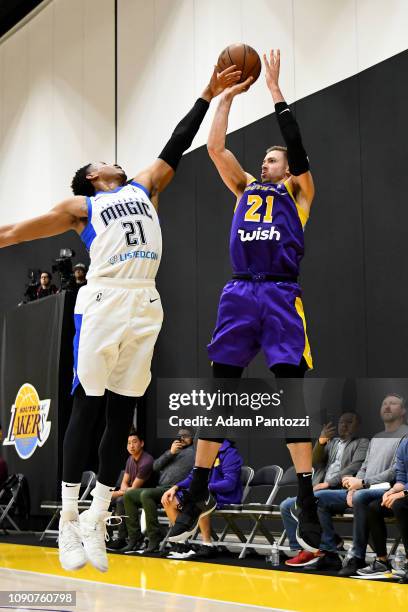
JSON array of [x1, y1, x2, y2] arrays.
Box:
[[243, 44, 247, 82], [227, 47, 234, 68]]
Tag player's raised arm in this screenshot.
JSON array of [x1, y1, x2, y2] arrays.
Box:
[[132, 66, 241, 208], [207, 77, 254, 198], [264, 49, 315, 212], [0, 197, 88, 249]]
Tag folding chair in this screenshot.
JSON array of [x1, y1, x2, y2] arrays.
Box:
[[40, 470, 96, 540], [232, 465, 284, 558], [0, 474, 25, 533], [210, 465, 255, 546]]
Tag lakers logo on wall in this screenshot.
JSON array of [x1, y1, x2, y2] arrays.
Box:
[[3, 384, 51, 460]]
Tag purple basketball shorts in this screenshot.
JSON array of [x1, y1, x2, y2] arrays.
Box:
[[207, 280, 313, 370]]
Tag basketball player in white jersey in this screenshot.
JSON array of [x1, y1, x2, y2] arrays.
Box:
[[0, 65, 241, 572]]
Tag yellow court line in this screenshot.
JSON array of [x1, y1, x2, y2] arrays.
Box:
[[0, 543, 407, 611]]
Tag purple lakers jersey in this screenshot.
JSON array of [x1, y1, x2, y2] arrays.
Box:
[[230, 178, 308, 278]]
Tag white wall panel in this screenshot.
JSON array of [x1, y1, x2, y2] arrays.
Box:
[[192, 0, 243, 152], [117, 0, 156, 176], [0, 28, 30, 224], [241, 0, 295, 132], [293, 0, 358, 102], [356, 0, 408, 72], [26, 6, 54, 211], [118, 0, 198, 176], [0, 0, 115, 225], [52, 0, 115, 204], [82, 0, 115, 163]]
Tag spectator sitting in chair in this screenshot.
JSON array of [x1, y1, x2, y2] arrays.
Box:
[[282, 412, 368, 569], [161, 439, 243, 559], [356, 435, 408, 581], [315, 394, 408, 577], [120, 428, 195, 554], [107, 430, 153, 551]]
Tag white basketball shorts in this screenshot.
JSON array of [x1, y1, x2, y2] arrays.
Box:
[[72, 278, 163, 397]]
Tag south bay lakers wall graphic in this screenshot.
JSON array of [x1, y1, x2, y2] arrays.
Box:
[[3, 383, 51, 460]]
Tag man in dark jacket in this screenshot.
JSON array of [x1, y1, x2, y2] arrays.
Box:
[[162, 439, 243, 559]]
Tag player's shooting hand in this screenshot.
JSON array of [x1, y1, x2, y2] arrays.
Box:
[[263, 49, 280, 91], [222, 76, 254, 100], [204, 65, 242, 99]]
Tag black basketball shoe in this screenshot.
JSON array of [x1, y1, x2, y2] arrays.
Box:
[[167, 491, 217, 543], [290, 500, 322, 553]]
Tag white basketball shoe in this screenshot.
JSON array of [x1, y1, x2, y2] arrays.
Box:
[[58, 511, 87, 571], [79, 509, 111, 572]]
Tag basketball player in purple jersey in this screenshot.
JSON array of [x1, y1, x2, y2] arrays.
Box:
[[169, 50, 321, 553]]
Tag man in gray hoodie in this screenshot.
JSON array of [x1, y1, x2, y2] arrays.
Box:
[[315, 394, 408, 577]]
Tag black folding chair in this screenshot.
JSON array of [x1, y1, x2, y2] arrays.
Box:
[[0, 474, 26, 533], [230, 465, 284, 558], [210, 465, 255, 547]]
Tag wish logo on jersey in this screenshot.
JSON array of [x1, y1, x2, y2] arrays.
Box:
[[237, 226, 281, 242], [3, 383, 51, 460]]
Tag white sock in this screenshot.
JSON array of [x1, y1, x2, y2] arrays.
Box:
[[89, 481, 115, 516], [61, 482, 81, 516]]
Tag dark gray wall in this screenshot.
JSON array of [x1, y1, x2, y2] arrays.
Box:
[[1, 50, 407, 469]]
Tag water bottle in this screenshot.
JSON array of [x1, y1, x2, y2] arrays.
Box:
[[393, 550, 406, 571], [267, 543, 280, 567]]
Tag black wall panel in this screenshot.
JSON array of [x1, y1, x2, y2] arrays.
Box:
[[296, 75, 367, 377], [196, 131, 246, 375], [359, 52, 408, 375], [154, 154, 198, 377]]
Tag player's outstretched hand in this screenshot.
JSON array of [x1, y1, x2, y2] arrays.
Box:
[[204, 65, 242, 99], [263, 49, 280, 91], [222, 76, 254, 100]]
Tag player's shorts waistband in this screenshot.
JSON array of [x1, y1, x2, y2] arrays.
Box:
[[86, 277, 156, 289], [232, 273, 298, 283]]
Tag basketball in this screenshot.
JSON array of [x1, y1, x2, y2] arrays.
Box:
[[217, 43, 261, 85]]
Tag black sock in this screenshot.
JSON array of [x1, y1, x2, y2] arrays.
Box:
[[189, 467, 211, 500], [296, 472, 314, 508]]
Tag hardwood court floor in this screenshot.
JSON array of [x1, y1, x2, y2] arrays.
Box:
[[0, 543, 406, 611]]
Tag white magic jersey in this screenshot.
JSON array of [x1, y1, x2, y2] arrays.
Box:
[[81, 181, 162, 281]]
